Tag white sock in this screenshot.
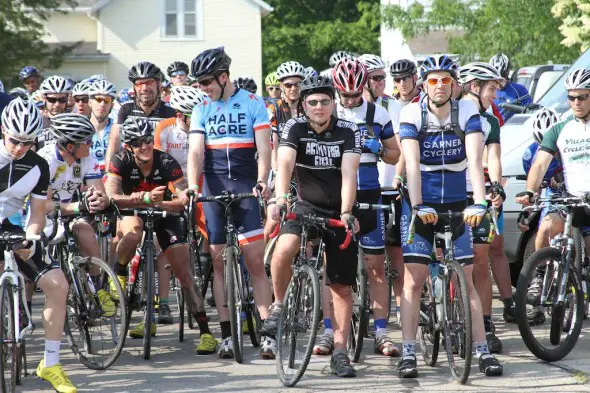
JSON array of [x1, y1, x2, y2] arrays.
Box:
[[44, 340, 61, 367], [324, 328, 334, 336]]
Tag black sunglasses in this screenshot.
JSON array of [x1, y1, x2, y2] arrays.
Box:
[[129, 136, 154, 148], [75, 97, 89, 103], [283, 82, 300, 89], [198, 77, 216, 87], [567, 94, 590, 102], [8, 137, 35, 147], [369, 75, 386, 82], [393, 75, 413, 83], [46, 96, 68, 104]]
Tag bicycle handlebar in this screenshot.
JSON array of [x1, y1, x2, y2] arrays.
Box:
[[269, 212, 353, 250], [118, 208, 181, 218]]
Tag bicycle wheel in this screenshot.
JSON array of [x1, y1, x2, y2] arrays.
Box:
[[264, 236, 277, 279], [177, 285, 185, 342], [63, 256, 127, 370], [348, 256, 368, 363], [0, 281, 17, 393], [244, 276, 261, 347], [573, 229, 589, 319], [515, 247, 584, 361], [442, 260, 472, 384], [225, 248, 244, 363], [418, 287, 440, 367], [276, 264, 321, 387], [143, 248, 155, 360]]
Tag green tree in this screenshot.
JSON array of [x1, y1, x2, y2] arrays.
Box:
[[552, 0, 590, 51], [0, 0, 79, 85], [382, 0, 580, 68], [262, 0, 380, 77]]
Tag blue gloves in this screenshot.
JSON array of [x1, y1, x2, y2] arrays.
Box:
[[363, 138, 381, 154]]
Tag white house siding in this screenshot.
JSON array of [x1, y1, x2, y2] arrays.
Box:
[[45, 61, 108, 81], [42, 12, 97, 44]]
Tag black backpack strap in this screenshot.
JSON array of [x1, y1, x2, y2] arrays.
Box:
[[450, 99, 465, 144], [366, 101, 376, 129], [419, 102, 428, 140]]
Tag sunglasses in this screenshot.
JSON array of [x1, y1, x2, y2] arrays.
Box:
[[129, 136, 154, 148], [340, 92, 362, 99], [393, 75, 413, 83], [426, 76, 453, 86], [369, 75, 386, 82], [306, 99, 332, 107], [283, 82, 300, 89], [93, 97, 114, 104], [46, 96, 68, 104], [197, 77, 216, 87], [8, 137, 35, 147], [567, 94, 590, 102], [75, 97, 89, 103], [267, 86, 279, 91], [171, 70, 186, 77]]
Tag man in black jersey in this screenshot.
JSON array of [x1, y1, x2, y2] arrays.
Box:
[[263, 75, 362, 378], [105, 117, 218, 355]]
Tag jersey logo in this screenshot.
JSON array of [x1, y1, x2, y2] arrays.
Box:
[[172, 168, 182, 177], [56, 165, 66, 174], [93, 163, 100, 172], [233, 103, 241, 109], [73, 166, 81, 178]]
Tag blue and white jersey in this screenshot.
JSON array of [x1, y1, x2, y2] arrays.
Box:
[[494, 82, 532, 121], [90, 118, 114, 173], [336, 99, 395, 190], [522, 141, 562, 186], [399, 99, 482, 204]]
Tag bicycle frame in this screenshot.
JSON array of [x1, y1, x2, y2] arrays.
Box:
[[0, 250, 32, 343]]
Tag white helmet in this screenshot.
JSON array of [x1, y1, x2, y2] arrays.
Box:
[[358, 54, 385, 72], [564, 68, 590, 91], [276, 61, 306, 81], [329, 51, 355, 67], [169, 85, 207, 114], [88, 79, 117, 98], [458, 62, 505, 85], [71, 81, 90, 97], [1, 98, 43, 141], [532, 107, 559, 144], [39, 75, 71, 95], [489, 53, 511, 78]]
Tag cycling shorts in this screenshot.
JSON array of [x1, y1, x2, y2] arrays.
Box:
[[279, 201, 358, 286], [202, 175, 263, 246], [0, 220, 60, 284], [400, 199, 474, 265], [381, 193, 402, 247], [356, 188, 385, 255], [119, 216, 186, 252]]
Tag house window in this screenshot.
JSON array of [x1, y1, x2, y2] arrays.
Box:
[[163, 0, 202, 39]]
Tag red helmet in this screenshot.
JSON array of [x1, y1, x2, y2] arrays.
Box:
[[332, 58, 367, 94]]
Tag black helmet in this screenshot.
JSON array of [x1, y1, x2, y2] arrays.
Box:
[[128, 61, 162, 83], [390, 59, 417, 77], [233, 77, 257, 94], [167, 61, 189, 77], [190, 47, 231, 80], [300, 75, 335, 99], [120, 117, 153, 144]]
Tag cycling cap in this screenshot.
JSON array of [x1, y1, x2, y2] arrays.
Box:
[[167, 61, 190, 77], [419, 55, 458, 80], [88, 79, 117, 98], [332, 58, 368, 94], [329, 51, 355, 68], [19, 66, 40, 81], [39, 76, 72, 95], [121, 117, 153, 144], [233, 77, 258, 94], [169, 85, 207, 114], [50, 113, 96, 144], [190, 47, 231, 80], [390, 59, 417, 77], [489, 53, 511, 78], [358, 54, 385, 73], [565, 68, 590, 90], [265, 72, 279, 86], [276, 61, 306, 81], [300, 75, 335, 99], [458, 62, 504, 85], [1, 98, 43, 141], [72, 81, 91, 97], [532, 107, 560, 144], [128, 61, 162, 83]]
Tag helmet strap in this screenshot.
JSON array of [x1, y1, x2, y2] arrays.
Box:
[[215, 74, 227, 100]]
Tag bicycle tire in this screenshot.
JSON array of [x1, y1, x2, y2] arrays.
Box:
[[225, 247, 243, 363], [177, 286, 185, 342], [276, 264, 321, 387], [419, 294, 440, 367], [143, 246, 155, 360], [442, 260, 472, 384], [573, 229, 589, 319], [0, 281, 16, 393], [348, 255, 368, 363], [244, 274, 261, 347], [515, 247, 584, 361]]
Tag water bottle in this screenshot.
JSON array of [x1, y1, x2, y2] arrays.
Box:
[[129, 252, 141, 285]]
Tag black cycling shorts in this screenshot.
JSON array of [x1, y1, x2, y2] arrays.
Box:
[[154, 216, 186, 251]]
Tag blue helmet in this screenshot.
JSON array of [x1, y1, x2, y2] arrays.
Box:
[[419, 55, 458, 81], [19, 66, 40, 81]]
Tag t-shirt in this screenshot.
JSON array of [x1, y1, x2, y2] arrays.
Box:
[[494, 82, 532, 121], [540, 117, 590, 197], [336, 99, 394, 190], [279, 116, 361, 210], [399, 99, 482, 204], [38, 144, 102, 202], [117, 101, 176, 131], [155, 117, 188, 173], [90, 118, 114, 172], [189, 88, 271, 179], [108, 149, 184, 199]]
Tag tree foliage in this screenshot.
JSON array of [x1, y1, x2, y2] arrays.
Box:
[[0, 0, 79, 85], [382, 0, 580, 68], [553, 0, 590, 51], [262, 0, 380, 77]]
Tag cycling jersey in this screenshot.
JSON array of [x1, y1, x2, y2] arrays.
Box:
[[540, 117, 590, 197], [336, 99, 394, 190], [155, 117, 188, 172], [375, 95, 390, 110], [494, 81, 532, 121], [488, 102, 505, 127], [117, 101, 176, 131], [189, 88, 271, 179], [267, 98, 302, 137], [90, 118, 114, 172], [466, 110, 500, 192], [378, 99, 403, 194], [399, 99, 482, 204], [393, 89, 423, 106], [522, 142, 562, 185], [0, 93, 13, 116], [37, 144, 102, 202], [279, 116, 361, 210], [0, 142, 49, 222], [36, 115, 54, 150]]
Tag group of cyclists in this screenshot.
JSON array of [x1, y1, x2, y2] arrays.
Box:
[[0, 44, 588, 392]]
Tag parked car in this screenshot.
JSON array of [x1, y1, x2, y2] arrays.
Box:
[[512, 64, 570, 103]]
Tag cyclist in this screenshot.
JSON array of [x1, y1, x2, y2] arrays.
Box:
[[167, 61, 190, 87], [187, 46, 274, 359], [489, 53, 532, 121], [161, 78, 172, 103], [358, 54, 390, 109], [71, 81, 91, 117], [1, 98, 77, 393], [390, 59, 422, 105], [105, 117, 217, 353], [37, 75, 72, 149], [265, 74, 361, 377], [264, 72, 281, 101], [458, 62, 512, 352], [19, 66, 42, 95], [312, 58, 400, 358], [396, 55, 503, 378], [233, 77, 258, 94], [88, 79, 118, 174]]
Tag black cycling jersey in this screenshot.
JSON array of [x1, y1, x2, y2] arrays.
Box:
[[108, 149, 184, 200], [117, 101, 176, 131], [0, 142, 49, 221], [279, 115, 361, 210]]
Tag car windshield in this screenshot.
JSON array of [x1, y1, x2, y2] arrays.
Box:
[[539, 49, 590, 113]]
